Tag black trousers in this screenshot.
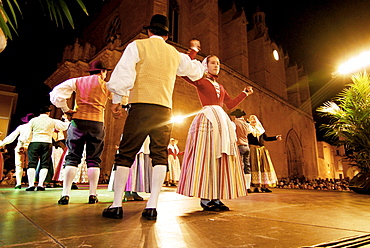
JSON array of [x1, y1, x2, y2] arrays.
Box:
[[27, 142, 52, 169], [115, 103, 172, 168], [65, 119, 105, 168]]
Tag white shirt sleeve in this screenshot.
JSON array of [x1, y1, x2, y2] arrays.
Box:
[[50, 78, 78, 112], [18, 121, 32, 145], [0, 126, 21, 146], [177, 53, 204, 81], [54, 119, 70, 132], [106, 41, 139, 104]]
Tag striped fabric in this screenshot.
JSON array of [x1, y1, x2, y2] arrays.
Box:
[[249, 144, 278, 186], [177, 108, 247, 200], [125, 152, 148, 193]]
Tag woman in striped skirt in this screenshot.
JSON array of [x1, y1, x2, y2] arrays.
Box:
[[177, 52, 253, 211]]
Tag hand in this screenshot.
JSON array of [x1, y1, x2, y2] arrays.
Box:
[[190, 39, 201, 51], [61, 114, 70, 121], [276, 135, 282, 141], [243, 86, 253, 95], [111, 103, 123, 119]]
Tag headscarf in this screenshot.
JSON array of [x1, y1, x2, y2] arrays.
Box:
[[202, 55, 219, 80], [249, 115, 265, 137], [202, 55, 220, 97]]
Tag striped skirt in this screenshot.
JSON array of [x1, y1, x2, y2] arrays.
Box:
[[249, 144, 278, 186], [177, 108, 246, 200]]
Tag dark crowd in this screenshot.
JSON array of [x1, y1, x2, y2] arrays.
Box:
[[276, 177, 351, 191]]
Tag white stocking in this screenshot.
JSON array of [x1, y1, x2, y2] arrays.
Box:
[[27, 168, 36, 187], [111, 166, 130, 208], [38, 168, 48, 187], [15, 166, 23, 186], [107, 167, 115, 191], [244, 173, 251, 189], [146, 165, 167, 209], [88, 167, 100, 196], [62, 166, 78, 196]]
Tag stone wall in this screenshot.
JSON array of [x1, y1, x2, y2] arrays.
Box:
[[44, 0, 320, 179]]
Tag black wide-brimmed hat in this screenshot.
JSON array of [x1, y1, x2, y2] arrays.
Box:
[[86, 61, 112, 72], [143, 14, 169, 32], [230, 109, 246, 118]]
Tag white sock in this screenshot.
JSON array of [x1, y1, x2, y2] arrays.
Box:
[[38, 168, 48, 187], [107, 168, 115, 191], [27, 168, 36, 187], [111, 166, 130, 208], [244, 174, 251, 189], [15, 166, 22, 186], [62, 166, 78, 196], [88, 167, 100, 196], [146, 165, 167, 209]]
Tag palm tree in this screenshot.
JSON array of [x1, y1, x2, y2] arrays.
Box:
[[317, 72, 370, 172], [0, 0, 87, 52]]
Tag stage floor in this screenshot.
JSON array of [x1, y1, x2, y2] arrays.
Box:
[[1, 185, 370, 247]]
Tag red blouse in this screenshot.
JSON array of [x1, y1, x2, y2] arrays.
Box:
[[182, 76, 247, 109]]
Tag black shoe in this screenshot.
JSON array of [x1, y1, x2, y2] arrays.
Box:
[[213, 200, 230, 211], [88, 195, 98, 204], [247, 189, 252, 193], [200, 201, 221, 211], [253, 187, 262, 193], [102, 206, 123, 219], [142, 208, 157, 220], [36, 186, 45, 191], [132, 192, 144, 201], [25, 186, 36, 191], [71, 183, 78, 190], [14, 185, 21, 189], [261, 188, 272, 193], [58, 196, 69, 205]]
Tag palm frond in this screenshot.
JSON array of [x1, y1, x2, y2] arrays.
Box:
[[317, 71, 370, 170], [0, 0, 89, 40], [0, 0, 21, 39]]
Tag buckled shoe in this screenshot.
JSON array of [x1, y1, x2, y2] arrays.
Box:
[[142, 208, 157, 220], [88, 195, 99, 204], [58, 196, 70, 205], [102, 206, 123, 219], [201, 201, 221, 211]]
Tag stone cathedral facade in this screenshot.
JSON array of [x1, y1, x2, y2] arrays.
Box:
[[44, 0, 321, 180]]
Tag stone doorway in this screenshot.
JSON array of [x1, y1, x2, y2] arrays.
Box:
[[286, 129, 304, 178]]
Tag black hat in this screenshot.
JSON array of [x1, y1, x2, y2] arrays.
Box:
[[230, 109, 246, 118], [143, 14, 169, 32], [40, 106, 52, 114], [86, 61, 112, 72]]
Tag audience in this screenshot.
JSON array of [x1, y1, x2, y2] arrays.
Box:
[[276, 177, 351, 191]]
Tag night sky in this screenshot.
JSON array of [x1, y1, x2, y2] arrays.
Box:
[[1, 0, 370, 140]]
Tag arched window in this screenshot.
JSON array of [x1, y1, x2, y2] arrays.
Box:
[[168, 0, 179, 42], [105, 16, 121, 44]]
